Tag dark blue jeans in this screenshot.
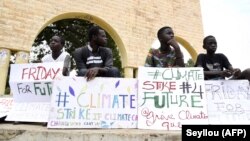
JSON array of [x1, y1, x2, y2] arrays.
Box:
[[105, 67, 120, 77]]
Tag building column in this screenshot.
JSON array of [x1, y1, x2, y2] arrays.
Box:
[[0, 48, 11, 95], [15, 51, 29, 64], [124, 66, 134, 78], [134, 68, 138, 78]]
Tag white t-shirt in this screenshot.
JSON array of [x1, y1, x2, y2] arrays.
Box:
[[42, 51, 71, 75], [42, 51, 69, 62]]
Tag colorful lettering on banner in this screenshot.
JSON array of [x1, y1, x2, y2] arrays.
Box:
[[205, 80, 250, 124], [21, 66, 60, 80], [6, 62, 63, 122], [0, 97, 13, 118], [9, 62, 63, 102], [5, 102, 50, 122], [48, 77, 138, 128], [138, 67, 208, 130], [9, 82, 52, 103], [9, 62, 63, 81]]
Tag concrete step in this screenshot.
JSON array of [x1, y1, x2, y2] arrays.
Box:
[[0, 123, 181, 141]]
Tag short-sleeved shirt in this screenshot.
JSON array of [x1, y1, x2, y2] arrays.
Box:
[[195, 53, 232, 80], [42, 51, 71, 75], [144, 48, 176, 67], [73, 44, 113, 76]]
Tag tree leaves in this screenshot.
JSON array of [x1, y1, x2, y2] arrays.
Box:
[[31, 19, 122, 75]]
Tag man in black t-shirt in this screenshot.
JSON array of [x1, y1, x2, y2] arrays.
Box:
[[73, 26, 120, 81], [195, 35, 249, 80]]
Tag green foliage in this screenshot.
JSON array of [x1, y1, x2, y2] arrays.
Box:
[[185, 58, 195, 67], [31, 19, 122, 74]]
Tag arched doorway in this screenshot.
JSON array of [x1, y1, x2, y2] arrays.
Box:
[[175, 36, 198, 62], [151, 36, 198, 64], [34, 12, 128, 73]]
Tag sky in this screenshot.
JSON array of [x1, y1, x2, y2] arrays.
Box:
[[200, 0, 250, 70]]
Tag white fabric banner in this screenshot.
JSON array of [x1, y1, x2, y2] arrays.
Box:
[[0, 97, 13, 118], [137, 67, 208, 130], [48, 77, 138, 128], [205, 80, 250, 124], [7, 62, 63, 122]]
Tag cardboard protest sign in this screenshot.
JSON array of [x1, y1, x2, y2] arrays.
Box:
[[0, 97, 13, 118], [48, 77, 138, 128], [6, 62, 63, 122], [9, 62, 62, 81], [205, 80, 250, 124], [9, 62, 63, 102], [5, 102, 50, 122], [137, 67, 208, 130]]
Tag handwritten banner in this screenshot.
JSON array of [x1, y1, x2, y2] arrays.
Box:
[[7, 62, 63, 122], [9, 81, 53, 103], [205, 80, 250, 124], [0, 97, 13, 118], [137, 67, 208, 130], [9, 62, 63, 102], [48, 77, 138, 128], [9, 62, 63, 82], [5, 103, 50, 122]]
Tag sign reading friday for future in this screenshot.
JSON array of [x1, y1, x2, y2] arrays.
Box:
[[7, 62, 63, 122], [9, 62, 63, 103], [9, 62, 63, 81], [205, 80, 250, 125]]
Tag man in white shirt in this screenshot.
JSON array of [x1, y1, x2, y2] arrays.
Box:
[[42, 35, 71, 76]]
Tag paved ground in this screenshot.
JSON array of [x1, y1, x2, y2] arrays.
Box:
[[0, 122, 181, 141]]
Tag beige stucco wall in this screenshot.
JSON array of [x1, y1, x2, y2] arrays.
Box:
[[0, 0, 204, 93], [0, 0, 204, 67]]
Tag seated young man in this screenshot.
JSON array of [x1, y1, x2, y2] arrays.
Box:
[[73, 26, 120, 81], [195, 35, 250, 81], [42, 35, 71, 76], [144, 26, 185, 67]]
